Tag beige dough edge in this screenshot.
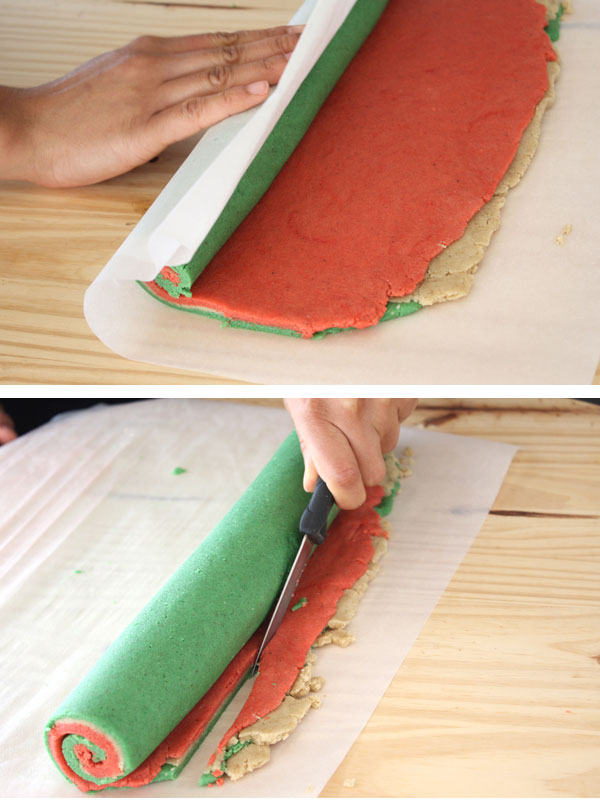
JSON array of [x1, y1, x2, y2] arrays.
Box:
[[222, 451, 414, 781], [392, 0, 567, 309]]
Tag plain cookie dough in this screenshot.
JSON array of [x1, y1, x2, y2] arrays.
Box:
[[396, 1, 564, 307]]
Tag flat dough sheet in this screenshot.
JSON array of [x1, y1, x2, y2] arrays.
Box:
[[146, 0, 557, 337]]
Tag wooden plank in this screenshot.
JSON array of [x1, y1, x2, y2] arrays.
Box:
[[0, 0, 297, 85], [321, 398, 600, 798]]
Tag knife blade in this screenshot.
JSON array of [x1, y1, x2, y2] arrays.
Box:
[[250, 477, 335, 675]]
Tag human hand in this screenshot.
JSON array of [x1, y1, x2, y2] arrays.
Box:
[[0, 405, 17, 445], [0, 25, 303, 188], [284, 399, 418, 510]]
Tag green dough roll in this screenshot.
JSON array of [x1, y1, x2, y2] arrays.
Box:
[[45, 432, 319, 788]]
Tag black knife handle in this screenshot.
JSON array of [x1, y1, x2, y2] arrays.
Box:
[[299, 477, 335, 545]]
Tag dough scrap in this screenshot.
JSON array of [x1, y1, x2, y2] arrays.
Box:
[[313, 628, 355, 648]]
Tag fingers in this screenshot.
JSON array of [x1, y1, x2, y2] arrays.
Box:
[[161, 30, 302, 81], [0, 406, 17, 445], [371, 398, 402, 454], [351, 426, 388, 487], [285, 399, 418, 511], [285, 399, 367, 510], [296, 412, 366, 510], [296, 429, 319, 493], [148, 79, 271, 149], [0, 425, 17, 445], [157, 52, 289, 110], [131, 25, 304, 55]]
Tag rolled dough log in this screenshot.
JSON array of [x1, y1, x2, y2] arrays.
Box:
[[45, 432, 318, 790]]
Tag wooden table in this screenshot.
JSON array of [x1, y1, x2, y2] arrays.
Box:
[[1, 1, 598, 384], [317, 398, 599, 798]]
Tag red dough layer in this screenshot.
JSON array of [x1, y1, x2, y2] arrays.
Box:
[[47, 721, 123, 792], [147, 0, 556, 337]]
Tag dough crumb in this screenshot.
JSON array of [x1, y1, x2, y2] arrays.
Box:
[[555, 223, 572, 246], [343, 777, 357, 788], [289, 651, 317, 697], [314, 627, 355, 648]]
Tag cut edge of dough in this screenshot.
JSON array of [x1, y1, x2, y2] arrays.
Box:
[[222, 454, 407, 781], [393, 46, 560, 308]]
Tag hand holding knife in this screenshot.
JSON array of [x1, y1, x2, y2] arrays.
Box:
[[251, 477, 335, 675]]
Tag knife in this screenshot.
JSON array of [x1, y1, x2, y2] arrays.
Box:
[[250, 477, 335, 675]]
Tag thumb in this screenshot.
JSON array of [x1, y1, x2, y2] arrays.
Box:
[[295, 429, 318, 493], [0, 424, 17, 445]]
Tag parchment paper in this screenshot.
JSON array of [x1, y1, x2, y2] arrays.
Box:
[[0, 400, 517, 798], [83, 0, 352, 281], [83, 3, 600, 385]]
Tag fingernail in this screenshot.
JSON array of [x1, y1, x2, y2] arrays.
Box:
[[284, 52, 292, 61], [287, 25, 305, 34], [246, 80, 269, 95]]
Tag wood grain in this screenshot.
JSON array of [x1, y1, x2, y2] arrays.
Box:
[[319, 399, 600, 798], [1, 2, 598, 383]]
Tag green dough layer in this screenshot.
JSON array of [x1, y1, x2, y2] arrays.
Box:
[[46, 432, 320, 782], [140, 279, 422, 338], [152, 682, 246, 784], [153, 0, 389, 299], [63, 736, 106, 780], [545, 3, 564, 41]]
